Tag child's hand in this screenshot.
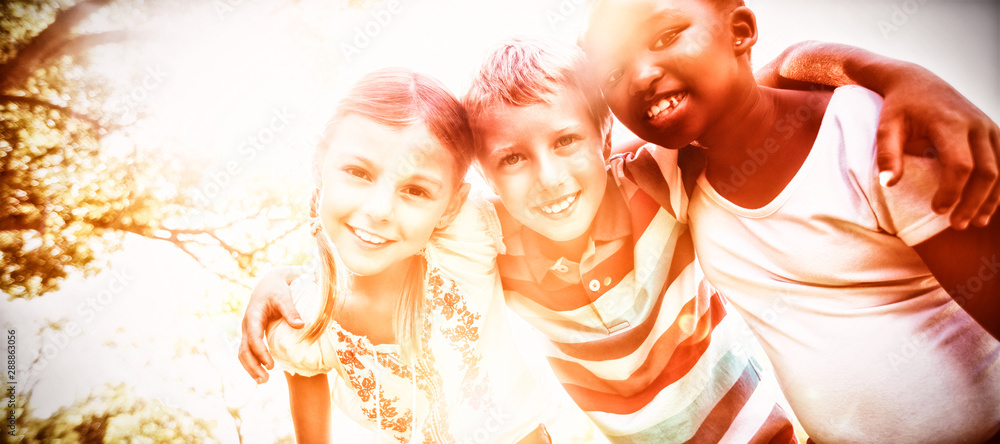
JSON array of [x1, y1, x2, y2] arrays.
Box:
[[874, 63, 999, 229], [756, 41, 999, 229], [238, 266, 306, 384]]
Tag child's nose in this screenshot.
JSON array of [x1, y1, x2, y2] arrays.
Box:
[[628, 63, 663, 99], [359, 183, 395, 221], [537, 153, 567, 189]]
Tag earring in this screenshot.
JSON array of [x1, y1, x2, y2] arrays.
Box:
[[735, 39, 743, 45]]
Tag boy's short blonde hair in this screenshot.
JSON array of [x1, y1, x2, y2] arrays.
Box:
[[463, 37, 612, 161]]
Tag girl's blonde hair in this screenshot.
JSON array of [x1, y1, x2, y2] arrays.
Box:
[[305, 68, 474, 361]]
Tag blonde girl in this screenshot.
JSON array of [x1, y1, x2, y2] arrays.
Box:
[[266, 68, 557, 443]]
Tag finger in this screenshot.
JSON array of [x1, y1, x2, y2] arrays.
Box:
[[245, 311, 276, 370], [927, 123, 974, 217], [238, 339, 268, 383], [951, 129, 998, 228], [874, 113, 907, 187], [277, 295, 305, 328], [973, 129, 1000, 226]]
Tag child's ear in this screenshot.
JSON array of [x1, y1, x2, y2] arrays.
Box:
[[437, 182, 471, 229], [730, 6, 758, 57]]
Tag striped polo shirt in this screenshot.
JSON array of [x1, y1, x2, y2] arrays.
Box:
[[495, 146, 795, 443]]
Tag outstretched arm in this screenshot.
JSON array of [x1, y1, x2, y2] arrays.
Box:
[[286, 372, 332, 444], [757, 41, 1000, 229], [238, 266, 307, 383]]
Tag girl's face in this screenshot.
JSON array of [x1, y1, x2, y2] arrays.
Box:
[[318, 114, 465, 276], [585, 0, 744, 149]]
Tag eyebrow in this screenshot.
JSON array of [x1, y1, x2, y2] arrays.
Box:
[[645, 6, 685, 26], [408, 171, 446, 189], [485, 144, 516, 160], [338, 152, 376, 170], [554, 124, 584, 135], [610, 5, 684, 50]]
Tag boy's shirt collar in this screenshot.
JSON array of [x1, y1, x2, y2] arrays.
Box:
[[589, 171, 633, 242]]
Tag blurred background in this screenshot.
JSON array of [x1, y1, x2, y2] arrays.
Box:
[[1, 0, 996, 442]]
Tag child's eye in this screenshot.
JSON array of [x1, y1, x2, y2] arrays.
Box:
[[344, 166, 371, 181], [403, 186, 429, 198], [650, 29, 681, 50], [555, 135, 578, 148], [607, 68, 624, 85], [500, 153, 524, 167]]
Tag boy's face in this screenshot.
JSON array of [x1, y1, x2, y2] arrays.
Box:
[[584, 0, 742, 149], [473, 88, 609, 243]]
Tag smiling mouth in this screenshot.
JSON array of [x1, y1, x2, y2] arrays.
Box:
[[646, 91, 688, 120], [349, 225, 390, 246], [538, 191, 580, 215]]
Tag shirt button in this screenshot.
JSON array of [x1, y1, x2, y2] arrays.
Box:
[[588, 279, 600, 291], [554, 264, 569, 273], [603, 277, 612, 286]]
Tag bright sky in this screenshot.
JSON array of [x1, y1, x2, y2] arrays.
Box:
[[2, 0, 997, 441]]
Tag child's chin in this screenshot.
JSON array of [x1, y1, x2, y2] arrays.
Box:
[[538, 220, 589, 243], [338, 259, 382, 277]]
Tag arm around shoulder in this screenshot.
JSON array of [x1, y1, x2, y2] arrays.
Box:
[[265, 274, 341, 377], [239, 265, 308, 383], [758, 40, 1000, 227]]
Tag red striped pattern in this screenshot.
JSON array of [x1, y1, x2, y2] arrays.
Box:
[[496, 147, 792, 442], [551, 292, 726, 410]]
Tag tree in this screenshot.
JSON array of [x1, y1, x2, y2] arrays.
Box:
[[0, 0, 310, 299], [12, 382, 218, 443], [2, 0, 365, 440]]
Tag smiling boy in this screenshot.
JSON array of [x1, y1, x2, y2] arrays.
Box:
[[464, 37, 794, 442], [240, 36, 1000, 444]]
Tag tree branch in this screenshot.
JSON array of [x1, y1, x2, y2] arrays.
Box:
[[0, 94, 105, 128], [0, 0, 115, 92], [0, 214, 44, 233], [56, 29, 147, 57], [170, 241, 251, 289]]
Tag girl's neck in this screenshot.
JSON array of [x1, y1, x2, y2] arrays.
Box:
[[352, 255, 416, 305], [335, 255, 418, 347], [696, 82, 831, 208], [697, 80, 776, 166]]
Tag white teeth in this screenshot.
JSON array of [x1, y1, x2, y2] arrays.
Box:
[[646, 92, 686, 119], [541, 193, 578, 215], [352, 227, 388, 244]]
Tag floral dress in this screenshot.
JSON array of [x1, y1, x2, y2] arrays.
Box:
[[268, 198, 559, 443]]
